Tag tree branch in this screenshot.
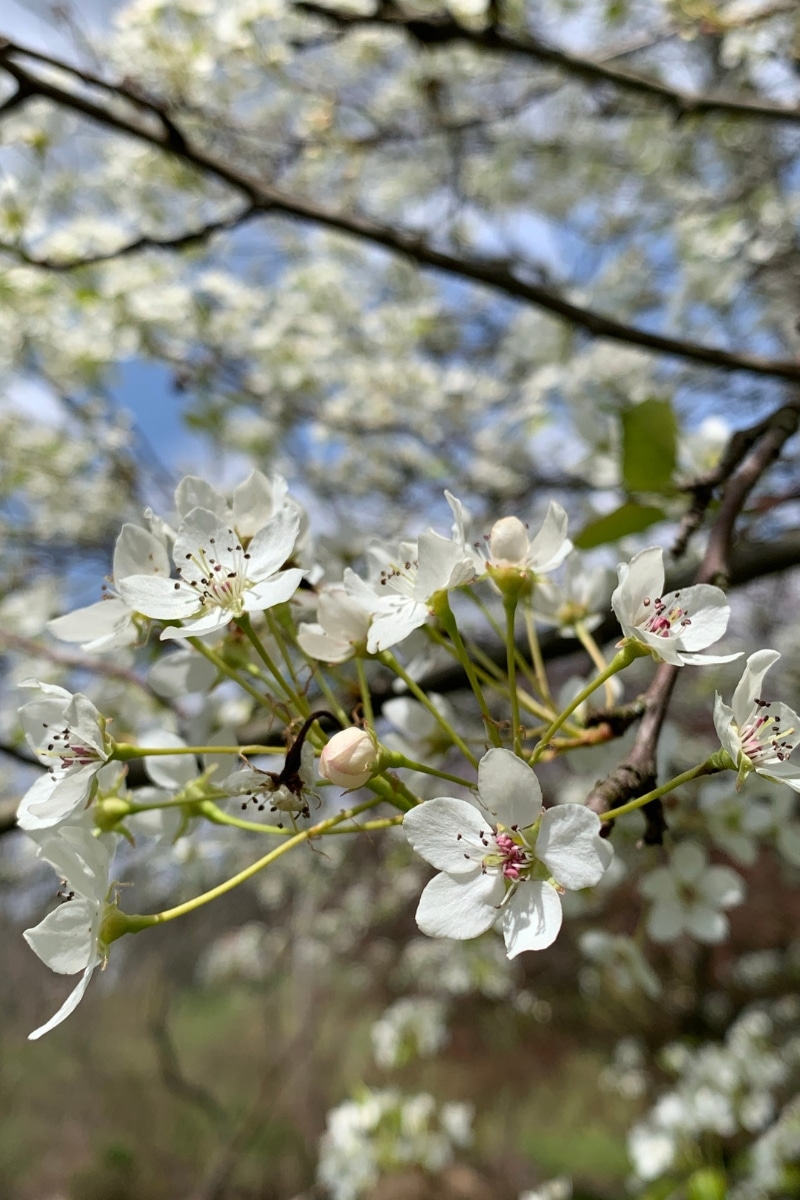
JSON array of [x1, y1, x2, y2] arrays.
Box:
[[295, 3, 800, 127], [2, 42, 800, 382]]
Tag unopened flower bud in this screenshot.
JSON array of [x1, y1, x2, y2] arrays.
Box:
[[488, 516, 529, 566], [319, 728, 378, 788]]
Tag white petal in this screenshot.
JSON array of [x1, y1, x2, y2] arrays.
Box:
[[500, 880, 563, 956], [477, 748, 541, 830], [684, 902, 729, 944], [296, 624, 353, 663], [536, 804, 611, 889], [671, 841, 707, 883], [678, 650, 742, 666], [47, 599, 136, 652], [526, 502, 572, 573], [28, 960, 99, 1040], [175, 476, 228, 521], [142, 731, 198, 789], [415, 870, 503, 939], [119, 575, 199, 619], [666, 584, 730, 651], [17, 770, 95, 829], [404, 798, 490, 875], [414, 530, 474, 597], [24, 898, 98, 974], [244, 567, 304, 611], [611, 547, 664, 626], [702, 865, 745, 909], [366, 598, 427, 653], [646, 898, 685, 942], [730, 650, 781, 728], [713, 694, 741, 763], [246, 506, 300, 579], [113, 523, 171, 582]]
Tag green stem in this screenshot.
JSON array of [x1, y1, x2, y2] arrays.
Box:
[[602, 758, 726, 822], [266, 610, 304, 698], [236, 613, 296, 704], [381, 750, 472, 789], [132, 798, 385, 927], [433, 593, 501, 748], [505, 595, 522, 755], [355, 657, 374, 727], [523, 601, 551, 703], [113, 743, 282, 761], [376, 650, 478, 769], [187, 637, 272, 710], [530, 645, 639, 764], [575, 620, 615, 707]]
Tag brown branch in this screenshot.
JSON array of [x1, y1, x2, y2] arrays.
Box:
[[584, 403, 800, 836], [1, 43, 800, 382], [295, 3, 800, 127], [148, 984, 226, 1122], [0, 204, 261, 270]]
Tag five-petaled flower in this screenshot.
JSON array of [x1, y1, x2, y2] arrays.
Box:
[[611, 547, 739, 667], [403, 748, 612, 958], [24, 819, 115, 1039], [17, 682, 114, 831], [119, 505, 304, 640], [713, 649, 800, 791]]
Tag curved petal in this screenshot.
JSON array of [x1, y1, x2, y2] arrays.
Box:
[[477, 748, 541, 830], [612, 547, 664, 627], [536, 804, 611, 889], [28, 960, 99, 1041], [415, 870, 503, 939], [296, 624, 352, 663], [47, 599, 136, 653], [404, 798, 490, 874], [160, 609, 230, 640], [245, 568, 304, 612], [119, 575, 199, 619], [526, 502, 572, 574], [246, 507, 301, 579], [500, 881, 563, 956], [366, 598, 427, 653], [24, 898, 97, 974], [713, 694, 740, 763], [666, 584, 730, 652], [730, 650, 781, 728]]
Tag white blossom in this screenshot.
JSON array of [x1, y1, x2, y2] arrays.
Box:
[[119, 505, 304, 639], [640, 841, 744, 944], [297, 584, 371, 662], [403, 748, 612, 957], [23, 820, 115, 1039], [612, 546, 739, 666], [714, 650, 800, 791], [17, 682, 113, 831]]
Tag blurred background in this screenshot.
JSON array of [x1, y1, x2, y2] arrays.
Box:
[[2, 1, 800, 1197]]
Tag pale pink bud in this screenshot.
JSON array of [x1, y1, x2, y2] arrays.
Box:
[[488, 516, 528, 565], [319, 728, 378, 788]]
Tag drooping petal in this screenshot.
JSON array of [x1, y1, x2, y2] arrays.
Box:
[[404, 798, 490, 875], [28, 960, 99, 1041], [47, 598, 137, 653], [500, 880, 563, 956], [477, 748, 542, 830], [415, 870, 503, 939], [536, 804, 612, 889]]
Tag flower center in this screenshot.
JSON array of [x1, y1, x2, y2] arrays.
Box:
[[493, 830, 528, 880], [42, 725, 103, 775], [739, 700, 796, 764], [178, 531, 253, 615], [641, 593, 692, 639]]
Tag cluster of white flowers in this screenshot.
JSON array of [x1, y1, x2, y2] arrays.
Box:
[[317, 1089, 473, 1200], [370, 997, 449, 1071], [629, 1000, 800, 1193]]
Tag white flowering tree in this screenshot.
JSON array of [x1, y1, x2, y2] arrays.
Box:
[[2, 1, 800, 1198]]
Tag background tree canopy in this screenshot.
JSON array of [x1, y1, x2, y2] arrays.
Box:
[[2, 1, 800, 1198]]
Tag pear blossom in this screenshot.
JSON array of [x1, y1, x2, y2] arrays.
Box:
[[403, 748, 612, 958], [640, 841, 745, 944], [225, 740, 318, 819], [17, 682, 114, 831], [344, 528, 476, 654], [47, 522, 171, 653], [713, 650, 800, 791], [297, 585, 371, 662], [611, 546, 739, 666], [118, 505, 304, 639], [23, 820, 115, 1039], [535, 561, 613, 637], [486, 501, 572, 575]]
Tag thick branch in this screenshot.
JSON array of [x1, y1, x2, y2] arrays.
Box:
[[295, 3, 800, 126], [1, 44, 800, 381]]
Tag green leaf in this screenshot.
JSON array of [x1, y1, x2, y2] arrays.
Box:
[[574, 502, 666, 549], [621, 398, 678, 494]]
